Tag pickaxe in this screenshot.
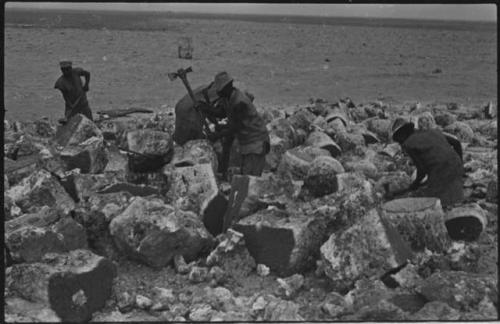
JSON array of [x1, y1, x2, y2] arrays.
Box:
[[168, 66, 212, 136]]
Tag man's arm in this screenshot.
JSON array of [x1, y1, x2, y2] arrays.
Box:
[[77, 69, 90, 91], [444, 134, 463, 162], [406, 148, 426, 189]]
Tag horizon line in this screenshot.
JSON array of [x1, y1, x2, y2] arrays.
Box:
[[5, 6, 497, 24]]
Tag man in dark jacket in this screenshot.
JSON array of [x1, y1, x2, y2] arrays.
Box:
[[389, 117, 464, 207], [54, 61, 93, 122], [207, 72, 270, 177]]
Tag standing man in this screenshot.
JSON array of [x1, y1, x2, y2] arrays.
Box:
[[54, 60, 93, 122], [207, 72, 270, 177], [387, 117, 464, 207]]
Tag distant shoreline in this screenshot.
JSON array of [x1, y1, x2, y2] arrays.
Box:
[[5, 8, 496, 32]]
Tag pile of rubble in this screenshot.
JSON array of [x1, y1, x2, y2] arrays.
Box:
[[3, 98, 497, 321]]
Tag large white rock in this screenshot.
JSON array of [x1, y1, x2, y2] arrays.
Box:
[[381, 198, 450, 253], [5, 249, 117, 322], [320, 209, 413, 290], [5, 169, 75, 214], [277, 146, 331, 180], [166, 163, 228, 236], [109, 197, 214, 268]]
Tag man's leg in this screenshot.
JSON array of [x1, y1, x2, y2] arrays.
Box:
[[81, 104, 93, 121], [241, 153, 266, 176]]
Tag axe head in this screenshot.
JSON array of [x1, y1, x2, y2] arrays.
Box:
[[168, 66, 193, 81], [167, 72, 178, 81]]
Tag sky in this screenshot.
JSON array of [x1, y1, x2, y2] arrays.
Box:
[[5, 2, 497, 22]]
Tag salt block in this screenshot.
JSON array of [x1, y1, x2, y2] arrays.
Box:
[[381, 197, 450, 252], [109, 197, 214, 268], [5, 134, 41, 160], [103, 144, 128, 172], [277, 146, 331, 180], [344, 160, 378, 180], [416, 271, 497, 311], [54, 114, 103, 148], [205, 229, 255, 282], [267, 118, 299, 149], [171, 139, 218, 173], [412, 111, 436, 130], [360, 129, 380, 144], [224, 173, 296, 229], [380, 143, 401, 158], [444, 121, 474, 142], [59, 136, 108, 174], [4, 297, 61, 322], [265, 134, 287, 171], [263, 295, 304, 321], [234, 208, 329, 275], [410, 301, 460, 321], [5, 207, 87, 263], [374, 171, 411, 195], [126, 129, 174, 172], [5, 169, 75, 214], [365, 118, 392, 142], [434, 111, 457, 127], [68, 172, 125, 202], [287, 108, 316, 132], [334, 131, 365, 152], [167, 163, 228, 236], [305, 130, 342, 157], [444, 203, 487, 241], [304, 156, 345, 197], [4, 155, 39, 186], [320, 209, 413, 290], [6, 249, 117, 322]]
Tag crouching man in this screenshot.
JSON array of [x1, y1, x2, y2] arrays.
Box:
[[388, 117, 464, 207]]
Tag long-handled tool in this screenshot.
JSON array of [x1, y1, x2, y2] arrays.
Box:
[[59, 94, 84, 125], [167, 66, 212, 137]]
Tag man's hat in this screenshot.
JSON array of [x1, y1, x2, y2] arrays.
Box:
[[391, 117, 415, 140], [59, 60, 72, 68], [214, 72, 233, 93]]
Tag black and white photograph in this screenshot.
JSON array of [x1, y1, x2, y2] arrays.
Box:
[[3, 2, 498, 322]]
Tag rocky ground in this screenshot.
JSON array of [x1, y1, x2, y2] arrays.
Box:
[[3, 98, 498, 322]]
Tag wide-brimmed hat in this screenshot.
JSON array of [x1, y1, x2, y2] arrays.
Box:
[[214, 71, 233, 93], [59, 60, 72, 68], [391, 117, 414, 140]]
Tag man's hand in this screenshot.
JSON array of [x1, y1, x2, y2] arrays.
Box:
[[83, 84, 89, 92], [409, 180, 421, 191]]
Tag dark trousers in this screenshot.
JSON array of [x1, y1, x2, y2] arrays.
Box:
[[241, 153, 266, 176]]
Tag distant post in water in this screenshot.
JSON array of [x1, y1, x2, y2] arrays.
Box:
[[178, 36, 193, 59]]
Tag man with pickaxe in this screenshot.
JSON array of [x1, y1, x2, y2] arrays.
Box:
[[207, 71, 270, 177], [54, 61, 93, 123]]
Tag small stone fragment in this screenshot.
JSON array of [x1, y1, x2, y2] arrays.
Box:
[[257, 264, 270, 277], [135, 294, 153, 310], [277, 274, 305, 298], [189, 266, 209, 283]]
